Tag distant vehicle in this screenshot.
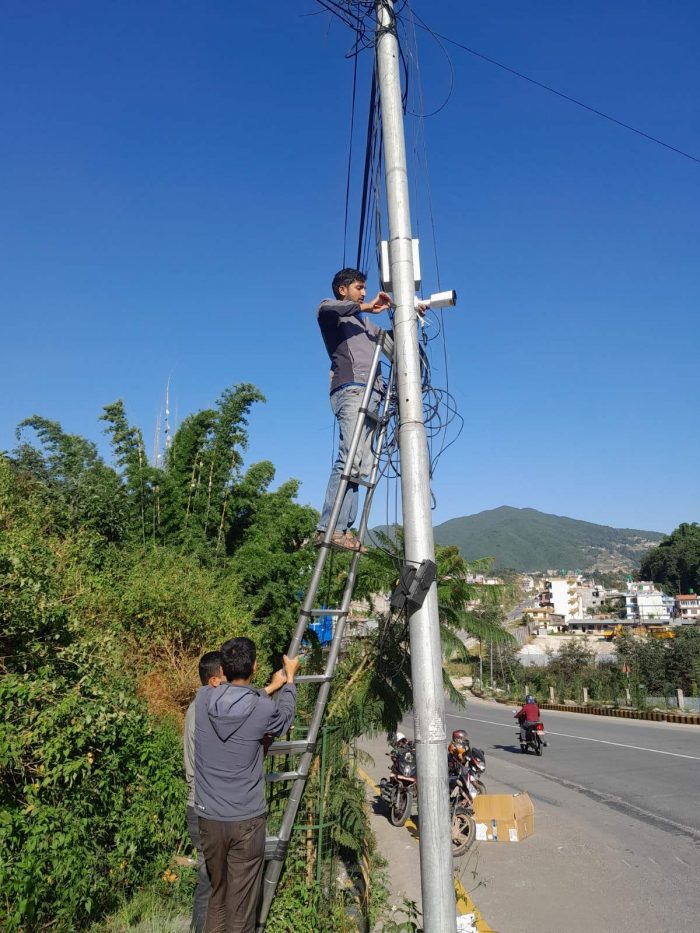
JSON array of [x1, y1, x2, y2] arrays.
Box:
[[648, 627, 677, 640]]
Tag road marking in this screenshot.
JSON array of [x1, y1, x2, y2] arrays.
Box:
[[357, 766, 494, 929], [448, 713, 700, 761]]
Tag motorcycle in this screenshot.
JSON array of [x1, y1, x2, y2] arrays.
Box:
[[449, 744, 487, 796], [466, 746, 487, 795], [379, 738, 417, 826], [449, 760, 480, 856], [518, 720, 547, 755]]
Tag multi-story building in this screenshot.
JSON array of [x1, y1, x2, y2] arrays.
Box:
[[625, 580, 671, 624], [675, 593, 700, 623], [539, 577, 583, 622], [524, 606, 551, 628]]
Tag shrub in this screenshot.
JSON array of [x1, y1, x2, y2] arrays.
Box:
[[0, 670, 188, 930]]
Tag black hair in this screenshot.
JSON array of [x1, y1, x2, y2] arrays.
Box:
[[220, 636, 256, 682], [198, 651, 223, 686], [332, 267, 366, 300]]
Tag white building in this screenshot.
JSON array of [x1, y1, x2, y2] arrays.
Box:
[[675, 593, 700, 623], [540, 577, 583, 622], [625, 581, 671, 624]]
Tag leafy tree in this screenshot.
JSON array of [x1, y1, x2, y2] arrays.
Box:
[[13, 417, 129, 542], [159, 384, 265, 555], [640, 522, 700, 596], [101, 400, 155, 545], [316, 530, 517, 733], [547, 638, 595, 677]]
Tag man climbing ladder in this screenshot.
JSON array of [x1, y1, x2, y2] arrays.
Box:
[[315, 267, 393, 552], [315, 267, 425, 551]]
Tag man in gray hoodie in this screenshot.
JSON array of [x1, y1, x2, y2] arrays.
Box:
[[194, 636, 299, 933]]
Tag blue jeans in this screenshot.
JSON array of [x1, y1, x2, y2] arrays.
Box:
[[317, 385, 381, 533]]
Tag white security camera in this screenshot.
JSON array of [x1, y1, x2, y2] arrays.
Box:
[[415, 290, 457, 310]]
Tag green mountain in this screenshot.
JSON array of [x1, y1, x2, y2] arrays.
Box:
[[432, 506, 665, 573]]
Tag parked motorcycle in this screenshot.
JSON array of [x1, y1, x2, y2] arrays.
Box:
[[449, 739, 487, 796], [466, 746, 487, 795], [449, 760, 480, 856], [518, 720, 547, 755], [379, 735, 417, 826]]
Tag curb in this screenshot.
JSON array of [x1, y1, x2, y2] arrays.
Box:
[[536, 702, 700, 725]]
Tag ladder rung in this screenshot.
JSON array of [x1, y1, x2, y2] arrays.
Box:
[[265, 835, 289, 861], [265, 769, 306, 783], [267, 739, 315, 756], [341, 473, 375, 489], [295, 673, 332, 684], [309, 608, 344, 617]]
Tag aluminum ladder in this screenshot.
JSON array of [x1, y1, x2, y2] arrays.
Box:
[[256, 332, 394, 930]]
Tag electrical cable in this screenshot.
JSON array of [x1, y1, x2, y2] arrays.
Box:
[[314, 0, 466, 517], [342, 34, 360, 267], [356, 68, 378, 269], [410, 9, 700, 167]]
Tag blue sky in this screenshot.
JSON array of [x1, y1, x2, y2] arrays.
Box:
[[2, 1, 698, 535]]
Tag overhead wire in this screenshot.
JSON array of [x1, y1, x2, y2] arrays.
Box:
[[410, 9, 700, 167], [342, 26, 360, 266], [315, 0, 465, 527]]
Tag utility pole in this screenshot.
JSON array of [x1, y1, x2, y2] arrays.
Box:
[[375, 3, 457, 931]]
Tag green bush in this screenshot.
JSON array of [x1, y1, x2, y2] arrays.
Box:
[[0, 670, 188, 930]]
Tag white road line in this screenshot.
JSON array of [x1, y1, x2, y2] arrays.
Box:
[[447, 713, 700, 761]]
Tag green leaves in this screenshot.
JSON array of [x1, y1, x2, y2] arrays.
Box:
[[640, 522, 700, 597], [0, 671, 187, 931]]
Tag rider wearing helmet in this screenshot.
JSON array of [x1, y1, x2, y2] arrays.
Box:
[[514, 694, 541, 742], [448, 728, 471, 772]]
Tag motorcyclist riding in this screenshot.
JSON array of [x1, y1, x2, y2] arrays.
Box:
[[514, 694, 541, 743]]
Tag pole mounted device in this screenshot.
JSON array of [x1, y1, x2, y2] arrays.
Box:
[[375, 2, 457, 930]]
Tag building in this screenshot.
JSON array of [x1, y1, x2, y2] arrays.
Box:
[[524, 606, 552, 630], [539, 577, 583, 622], [625, 580, 671, 624], [675, 593, 700, 623]]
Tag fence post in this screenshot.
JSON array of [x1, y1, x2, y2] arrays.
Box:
[[676, 688, 685, 711]]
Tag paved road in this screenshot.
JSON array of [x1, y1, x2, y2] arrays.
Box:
[[452, 698, 700, 933], [362, 698, 700, 933]]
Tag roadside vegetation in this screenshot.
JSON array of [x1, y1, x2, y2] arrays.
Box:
[[485, 631, 700, 707], [1, 389, 512, 931]]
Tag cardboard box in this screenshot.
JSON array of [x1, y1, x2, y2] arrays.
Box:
[[472, 793, 534, 842]]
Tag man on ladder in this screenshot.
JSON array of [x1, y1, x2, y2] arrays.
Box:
[[315, 267, 424, 552], [315, 267, 392, 552]]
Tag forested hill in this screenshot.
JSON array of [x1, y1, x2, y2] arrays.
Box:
[[432, 506, 665, 573]]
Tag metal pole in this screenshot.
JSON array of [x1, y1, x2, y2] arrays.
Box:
[[375, 4, 456, 930]]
